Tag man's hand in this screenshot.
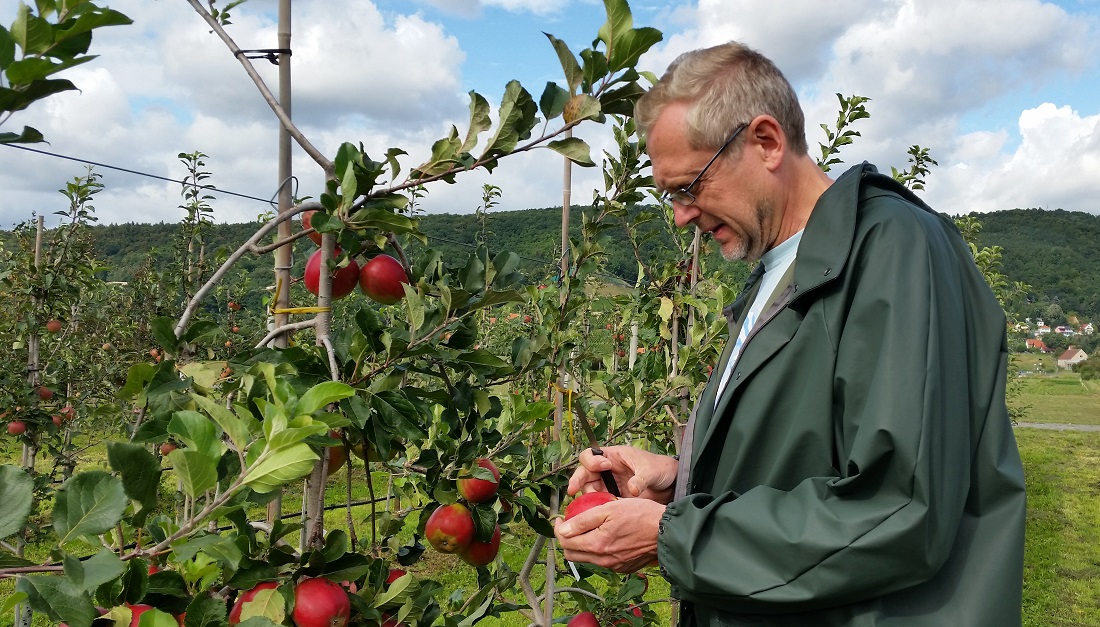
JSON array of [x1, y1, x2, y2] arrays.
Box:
[[568, 446, 678, 504], [555, 496, 666, 573]]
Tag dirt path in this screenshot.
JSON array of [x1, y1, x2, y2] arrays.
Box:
[[1016, 422, 1100, 432]]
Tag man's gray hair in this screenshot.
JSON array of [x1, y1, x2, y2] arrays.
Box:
[[635, 41, 808, 155]]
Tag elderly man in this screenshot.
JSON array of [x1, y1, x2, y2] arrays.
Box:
[[554, 41, 1026, 626]]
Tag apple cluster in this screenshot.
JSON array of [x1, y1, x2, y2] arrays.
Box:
[[423, 458, 505, 567], [300, 211, 411, 304]]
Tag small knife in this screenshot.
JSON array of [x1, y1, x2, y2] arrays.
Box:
[[574, 402, 621, 497]]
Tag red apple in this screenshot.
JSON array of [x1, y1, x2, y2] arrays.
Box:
[[457, 458, 500, 504], [36, 386, 53, 401], [127, 604, 154, 627], [51, 415, 62, 427], [7, 421, 26, 436], [59, 404, 76, 421], [385, 568, 407, 585], [232, 326, 240, 333], [229, 581, 279, 625], [160, 442, 177, 456], [148, 564, 160, 575], [564, 492, 618, 521], [523, 315, 533, 323], [46, 319, 62, 333], [568, 611, 600, 627], [228, 301, 241, 311], [301, 210, 323, 246], [292, 577, 350, 627], [459, 524, 501, 567], [358, 254, 409, 305], [612, 606, 643, 626], [304, 249, 360, 300], [326, 445, 346, 476], [424, 503, 475, 554]]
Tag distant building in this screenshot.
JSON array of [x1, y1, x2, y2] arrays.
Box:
[[1055, 325, 1076, 336], [1057, 347, 1089, 369], [1026, 338, 1050, 353], [1082, 323, 1095, 335], [1035, 325, 1051, 336]]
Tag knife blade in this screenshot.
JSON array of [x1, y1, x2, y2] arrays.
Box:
[[573, 402, 621, 497]]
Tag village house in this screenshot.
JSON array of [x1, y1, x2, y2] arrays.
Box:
[[1057, 347, 1089, 369], [1081, 322, 1095, 335], [1055, 325, 1076, 336], [1026, 338, 1050, 353], [1035, 325, 1052, 336]]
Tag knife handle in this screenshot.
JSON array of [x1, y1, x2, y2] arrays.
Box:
[[589, 447, 622, 498]]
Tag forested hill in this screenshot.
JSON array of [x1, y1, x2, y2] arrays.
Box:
[[971, 208, 1100, 322], [18, 206, 1100, 322]]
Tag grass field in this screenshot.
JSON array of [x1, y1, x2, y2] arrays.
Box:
[[1012, 353, 1100, 425], [1, 357, 1098, 626]]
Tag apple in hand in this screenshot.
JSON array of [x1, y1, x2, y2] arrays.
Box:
[[564, 492, 618, 521], [358, 254, 409, 305], [292, 577, 350, 627], [457, 458, 500, 504], [459, 523, 501, 567], [424, 503, 475, 554], [304, 249, 360, 300]]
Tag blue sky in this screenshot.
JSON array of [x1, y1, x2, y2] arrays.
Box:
[[2, 0, 1099, 227]]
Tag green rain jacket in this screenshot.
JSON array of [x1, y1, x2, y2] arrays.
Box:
[[657, 163, 1026, 626]]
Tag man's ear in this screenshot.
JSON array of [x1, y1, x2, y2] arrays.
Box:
[[748, 115, 785, 172]]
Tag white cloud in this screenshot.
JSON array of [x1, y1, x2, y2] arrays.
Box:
[[928, 103, 1100, 214]]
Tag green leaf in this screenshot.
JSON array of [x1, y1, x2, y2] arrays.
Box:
[[0, 465, 33, 539], [238, 587, 284, 624], [0, 591, 27, 616], [151, 317, 180, 353], [63, 548, 126, 594], [168, 449, 219, 498], [545, 32, 583, 93], [539, 81, 570, 121], [548, 137, 595, 167], [10, 5, 52, 55], [243, 443, 318, 493], [191, 394, 251, 452], [171, 534, 242, 570], [605, 27, 662, 74], [460, 91, 492, 154], [185, 593, 230, 627], [139, 608, 181, 627], [169, 411, 224, 459], [16, 575, 96, 627], [53, 471, 127, 545], [296, 381, 355, 416], [471, 505, 497, 543], [5, 55, 93, 83], [0, 125, 45, 144], [479, 80, 538, 167], [0, 24, 15, 68], [57, 7, 133, 41], [106, 442, 162, 519], [0, 78, 77, 112]]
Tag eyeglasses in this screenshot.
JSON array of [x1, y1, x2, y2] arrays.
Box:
[[661, 123, 749, 207]]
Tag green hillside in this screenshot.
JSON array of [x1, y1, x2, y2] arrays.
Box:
[[9, 206, 1099, 323]]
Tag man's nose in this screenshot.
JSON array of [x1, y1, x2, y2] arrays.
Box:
[[672, 201, 699, 229]]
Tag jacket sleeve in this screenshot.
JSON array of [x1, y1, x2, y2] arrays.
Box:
[[657, 203, 981, 613]]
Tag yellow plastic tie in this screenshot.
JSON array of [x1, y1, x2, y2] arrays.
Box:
[[271, 306, 331, 315]]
